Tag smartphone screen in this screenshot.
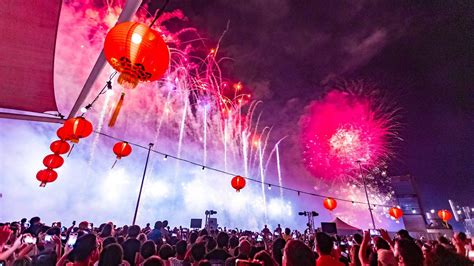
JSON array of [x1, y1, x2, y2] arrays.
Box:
[[256, 235, 263, 242], [67, 234, 78, 246], [23, 236, 36, 244], [45, 235, 53, 242], [369, 229, 380, 237], [172, 233, 177, 237]]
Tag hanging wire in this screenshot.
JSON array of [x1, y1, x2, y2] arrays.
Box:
[[149, 0, 171, 28], [94, 130, 395, 208]]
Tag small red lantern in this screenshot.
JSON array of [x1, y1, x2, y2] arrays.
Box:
[[323, 197, 337, 211], [231, 175, 246, 192], [43, 154, 64, 169], [389, 207, 403, 220], [113, 141, 132, 159], [63, 117, 93, 143], [56, 127, 71, 141], [104, 22, 170, 89], [438, 209, 452, 222], [50, 140, 71, 155], [36, 169, 58, 187]]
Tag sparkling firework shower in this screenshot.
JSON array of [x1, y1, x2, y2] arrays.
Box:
[[300, 87, 397, 181]]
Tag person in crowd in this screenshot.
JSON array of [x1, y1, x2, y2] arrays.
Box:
[[228, 236, 239, 257], [57, 233, 99, 266], [159, 244, 175, 264], [142, 256, 164, 266], [161, 221, 170, 241], [13, 256, 32, 266], [169, 240, 187, 266], [188, 232, 199, 250], [313, 233, 343, 266], [274, 225, 282, 235], [261, 225, 271, 237], [253, 250, 277, 266], [148, 221, 163, 245], [271, 238, 286, 266], [205, 238, 217, 254], [205, 232, 231, 263], [189, 242, 206, 266], [143, 223, 151, 234], [453, 232, 468, 257], [122, 225, 141, 266], [141, 240, 157, 260], [23, 217, 42, 237], [349, 233, 362, 266], [225, 240, 251, 266], [99, 223, 114, 239], [98, 243, 125, 266], [374, 237, 396, 266], [393, 239, 423, 266], [282, 228, 292, 242], [103, 236, 118, 248], [424, 244, 472, 266], [283, 239, 316, 266], [138, 233, 148, 245]]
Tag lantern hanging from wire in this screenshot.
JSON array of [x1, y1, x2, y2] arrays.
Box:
[[323, 197, 337, 211], [231, 175, 246, 192], [389, 207, 403, 220], [437, 209, 452, 222], [62, 117, 93, 143], [104, 21, 170, 127], [111, 141, 132, 168], [43, 154, 64, 169]]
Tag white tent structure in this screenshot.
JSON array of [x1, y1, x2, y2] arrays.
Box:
[[0, 0, 142, 124]]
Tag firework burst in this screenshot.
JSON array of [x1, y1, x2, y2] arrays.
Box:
[[300, 81, 400, 181]]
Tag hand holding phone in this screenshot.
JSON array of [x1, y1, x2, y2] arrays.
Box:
[[369, 229, 380, 237], [23, 235, 36, 244], [67, 234, 78, 246], [45, 235, 53, 242]]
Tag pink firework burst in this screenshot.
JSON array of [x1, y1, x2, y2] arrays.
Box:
[[300, 84, 398, 180]]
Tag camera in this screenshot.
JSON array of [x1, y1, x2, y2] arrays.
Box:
[[298, 211, 319, 216], [205, 210, 217, 215]]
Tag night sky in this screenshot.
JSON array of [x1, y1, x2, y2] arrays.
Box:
[[159, 1, 474, 214]]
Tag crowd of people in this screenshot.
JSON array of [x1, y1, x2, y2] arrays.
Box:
[[0, 217, 472, 266]]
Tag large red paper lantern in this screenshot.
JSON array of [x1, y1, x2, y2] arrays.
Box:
[[36, 169, 58, 187], [63, 117, 93, 143], [104, 21, 170, 89], [438, 209, 452, 222], [323, 197, 337, 211], [43, 154, 64, 169], [113, 141, 132, 159], [231, 175, 246, 192], [389, 207, 403, 220], [50, 140, 71, 155]]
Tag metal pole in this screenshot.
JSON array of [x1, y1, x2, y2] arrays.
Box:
[[132, 143, 154, 225], [357, 161, 376, 229]]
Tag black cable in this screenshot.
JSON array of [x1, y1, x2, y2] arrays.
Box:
[[93, 130, 396, 208], [149, 0, 171, 27]]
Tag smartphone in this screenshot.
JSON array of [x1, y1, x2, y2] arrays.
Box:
[[256, 235, 263, 242], [274, 231, 279, 236], [45, 235, 53, 242], [61, 235, 67, 241], [333, 242, 338, 249], [67, 234, 78, 246], [292, 234, 297, 240], [369, 229, 380, 237], [162, 237, 166, 243], [23, 235, 36, 244], [171, 233, 177, 237]]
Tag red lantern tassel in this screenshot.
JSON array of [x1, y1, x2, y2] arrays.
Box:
[[108, 93, 125, 127], [39, 182, 46, 187]]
